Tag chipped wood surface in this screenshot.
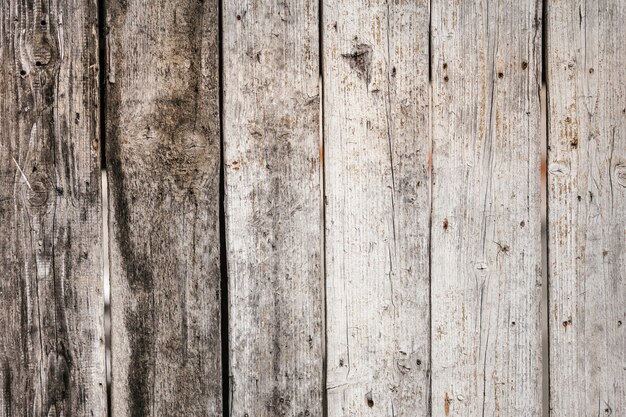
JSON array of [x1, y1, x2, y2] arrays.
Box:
[[222, 1, 324, 416], [430, 1, 543, 416], [0, 0, 105, 415], [322, 1, 431, 416], [547, 1, 626, 415], [105, 0, 222, 415]]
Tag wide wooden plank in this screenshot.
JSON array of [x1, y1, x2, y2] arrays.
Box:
[[0, 0, 105, 415], [322, 1, 430, 416], [430, 1, 543, 416], [547, 2, 626, 415], [222, 1, 323, 415], [105, 1, 222, 415]]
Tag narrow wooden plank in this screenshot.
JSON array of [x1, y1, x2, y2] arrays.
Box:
[[222, 1, 323, 415], [0, 0, 105, 415], [322, 1, 430, 416], [430, 1, 543, 416], [106, 1, 222, 415], [547, 2, 626, 415]]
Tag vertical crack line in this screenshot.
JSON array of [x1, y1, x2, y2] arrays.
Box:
[[98, 0, 107, 170], [427, 0, 434, 413], [97, 0, 112, 416], [541, 2, 550, 416], [318, 1, 328, 416], [217, 1, 230, 416]]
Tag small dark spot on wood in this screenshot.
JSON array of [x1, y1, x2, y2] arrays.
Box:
[[416, 359, 421, 366], [589, 68, 594, 74], [339, 359, 344, 366], [56, 187, 64, 195], [443, 63, 448, 69], [618, 320, 622, 327], [443, 76, 449, 82], [498, 72, 504, 78], [341, 44, 373, 86], [20, 70, 26, 76], [232, 161, 239, 165], [365, 391, 374, 408], [589, 191, 593, 202], [521, 61, 528, 70], [391, 67, 396, 77], [565, 116, 571, 123], [603, 250, 609, 257], [35, 61, 42, 66], [443, 218, 448, 230], [571, 137, 578, 148], [577, 195, 582, 201], [520, 220, 525, 228], [41, 19, 47, 25], [236, 14, 241, 20], [511, 321, 516, 326]]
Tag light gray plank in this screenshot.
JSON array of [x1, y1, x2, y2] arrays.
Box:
[[0, 0, 105, 415], [430, 1, 543, 416], [547, 1, 626, 415], [106, 1, 222, 415], [322, 1, 431, 416], [222, 1, 324, 416]]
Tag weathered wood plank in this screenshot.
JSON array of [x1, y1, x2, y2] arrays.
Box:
[[105, 1, 222, 415], [430, 1, 543, 416], [0, 0, 105, 415], [322, 1, 431, 416], [547, 2, 626, 415], [222, 1, 323, 415]]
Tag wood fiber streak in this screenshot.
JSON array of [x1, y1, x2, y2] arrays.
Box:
[[322, 1, 431, 416], [0, 0, 105, 415], [106, 0, 221, 415], [547, 1, 626, 415], [222, 0, 323, 416], [430, 1, 543, 416]]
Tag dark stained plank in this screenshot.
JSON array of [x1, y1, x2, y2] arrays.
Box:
[[222, 1, 324, 415], [0, 0, 106, 415], [105, 0, 222, 415]]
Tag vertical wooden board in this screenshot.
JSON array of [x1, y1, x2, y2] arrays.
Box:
[[547, 2, 626, 415], [0, 0, 105, 416], [222, 1, 323, 416], [106, 0, 221, 415], [430, 1, 542, 416], [322, 1, 430, 416]]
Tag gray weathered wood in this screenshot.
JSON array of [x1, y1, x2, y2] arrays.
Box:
[[430, 1, 543, 416], [322, 1, 431, 416], [0, 0, 105, 415], [547, 2, 626, 415], [222, 1, 323, 415], [105, 1, 222, 415]]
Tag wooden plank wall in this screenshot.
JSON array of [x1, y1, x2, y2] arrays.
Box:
[[0, 0, 105, 415], [547, 1, 626, 416], [1, 0, 625, 416]]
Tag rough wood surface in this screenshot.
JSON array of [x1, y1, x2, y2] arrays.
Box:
[[322, 1, 431, 416], [547, 2, 626, 415], [0, 0, 105, 416], [430, 1, 543, 416], [105, 1, 222, 415], [222, 1, 323, 415]]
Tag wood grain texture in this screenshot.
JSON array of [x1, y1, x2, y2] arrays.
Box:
[[105, 0, 222, 415], [547, 2, 626, 415], [0, 0, 105, 416], [430, 1, 543, 416], [222, 1, 323, 416], [322, 1, 430, 416]]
